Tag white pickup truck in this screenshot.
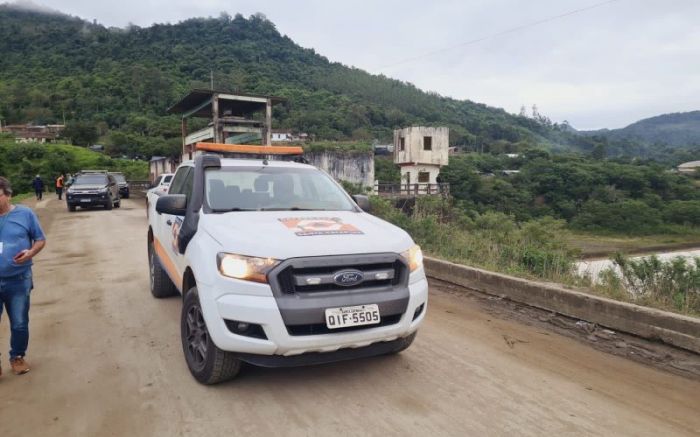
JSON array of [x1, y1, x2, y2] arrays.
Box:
[[146, 144, 428, 384]]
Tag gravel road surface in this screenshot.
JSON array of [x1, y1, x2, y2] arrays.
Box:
[[1, 198, 698, 436]]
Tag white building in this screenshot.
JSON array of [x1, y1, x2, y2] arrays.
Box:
[[393, 126, 449, 185], [149, 156, 178, 183], [271, 130, 309, 143], [678, 160, 700, 174], [271, 130, 292, 142]]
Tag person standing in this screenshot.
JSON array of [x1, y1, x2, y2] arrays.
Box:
[[0, 177, 46, 376], [31, 175, 44, 201], [55, 174, 64, 200]]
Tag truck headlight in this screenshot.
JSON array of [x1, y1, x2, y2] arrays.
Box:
[[401, 244, 423, 272], [217, 253, 280, 283]]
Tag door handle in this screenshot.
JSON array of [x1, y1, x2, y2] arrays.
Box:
[[166, 219, 172, 225]]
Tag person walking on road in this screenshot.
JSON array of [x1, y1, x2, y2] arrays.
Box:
[[0, 177, 46, 376], [55, 174, 64, 200], [31, 175, 44, 201]]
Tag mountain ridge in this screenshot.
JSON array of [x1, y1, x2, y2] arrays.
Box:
[[582, 111, 700, 148], [0, 4, 695, 159]]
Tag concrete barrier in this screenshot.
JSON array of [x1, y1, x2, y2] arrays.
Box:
[[424, 257, 700, 354]]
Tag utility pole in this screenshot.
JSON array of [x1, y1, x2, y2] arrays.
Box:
[[210, 70, 214, 90]]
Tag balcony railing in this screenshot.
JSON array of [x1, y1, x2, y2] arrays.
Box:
[[374, 182, 450, 197]]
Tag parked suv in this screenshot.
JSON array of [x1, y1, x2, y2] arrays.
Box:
[[109, 172, 130, 199], [146, 144, 427, 384], [66, 171, 121, 211]]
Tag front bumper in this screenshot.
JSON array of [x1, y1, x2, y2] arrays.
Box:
[[197, 273, 429, 358], [66, 193, 110, 206], [237, 334, 415, 367]]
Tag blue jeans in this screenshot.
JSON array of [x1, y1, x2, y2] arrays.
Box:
[[0, 271, 32, 359]]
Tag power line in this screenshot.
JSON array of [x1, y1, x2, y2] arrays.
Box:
[[375, 0, 621, 71]]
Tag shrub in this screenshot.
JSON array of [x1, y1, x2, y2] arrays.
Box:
[[572, 200, 662, 234], [612, 254, 700, 313], [370, 196, 576, 281], [664, 200, 700, 226]]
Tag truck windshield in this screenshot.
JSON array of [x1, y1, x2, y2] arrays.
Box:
[[74, 175, 108, 185], [204, 166, 356, 212]]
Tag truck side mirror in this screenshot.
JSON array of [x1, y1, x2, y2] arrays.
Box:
[[156, 194, 187, 216], [352, 195, 371, 212]]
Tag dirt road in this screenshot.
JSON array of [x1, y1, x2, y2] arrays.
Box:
[[1, 198, 699, 436]]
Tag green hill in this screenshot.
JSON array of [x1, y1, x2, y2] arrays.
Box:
[[584, 111, 700, 148], [0, 5, 587, 158], [0, 138, 147, 194]]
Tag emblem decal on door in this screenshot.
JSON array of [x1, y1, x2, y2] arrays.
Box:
[[171, 217, 183, 252]]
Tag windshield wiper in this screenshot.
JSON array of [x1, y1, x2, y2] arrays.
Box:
[[210, 207, 256, 213], [259, 207, 327, 211]]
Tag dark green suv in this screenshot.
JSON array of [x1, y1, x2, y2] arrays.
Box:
[[109, 172, 130, 199], [66, 172, 121, 212]]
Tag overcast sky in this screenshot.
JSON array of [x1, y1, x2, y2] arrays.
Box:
[[11, 0, 700, 130]]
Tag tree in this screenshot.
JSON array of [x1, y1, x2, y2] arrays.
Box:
[[62, 121, 99, 146], [591, 143, 606, 160]]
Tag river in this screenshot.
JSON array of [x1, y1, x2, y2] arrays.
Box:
[[576, 249, 700, 283]]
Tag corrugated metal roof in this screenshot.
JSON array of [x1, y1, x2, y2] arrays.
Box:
[[166, 89, 286, 117]]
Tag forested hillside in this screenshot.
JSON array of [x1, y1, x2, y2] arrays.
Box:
[[0, 5, 617, 159], [584, 111, 700, 149]]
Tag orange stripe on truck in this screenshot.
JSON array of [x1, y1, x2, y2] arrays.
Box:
[[195, 142, 303, 155], [153, 238, 182, 292]]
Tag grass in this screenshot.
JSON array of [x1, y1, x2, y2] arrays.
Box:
[[10, 192, 32, 203], [371, 195, 700, 317], [371, 196, 577, 283], [303, 141, 373, 153], [566, 229, 700, 259]]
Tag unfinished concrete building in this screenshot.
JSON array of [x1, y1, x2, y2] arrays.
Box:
[[393, 126, 449, 185], [167, 89, 285, 162]]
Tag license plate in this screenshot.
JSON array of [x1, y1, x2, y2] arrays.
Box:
[[325, 304, 380, 329], [80, 199, 92, 202]]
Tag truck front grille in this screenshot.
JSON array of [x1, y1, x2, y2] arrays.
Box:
[[275, 260, 404, 294]]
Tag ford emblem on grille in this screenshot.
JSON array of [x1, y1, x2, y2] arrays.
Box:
[[333, 270, 364, 286]]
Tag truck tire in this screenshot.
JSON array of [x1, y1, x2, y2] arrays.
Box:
[[148, 239, 179, 298], [182, 287, 241, 384], [105, 198, 113, 210], [68, 204, 76, 212]]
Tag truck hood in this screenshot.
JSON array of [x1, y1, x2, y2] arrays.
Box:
[[200, 210, 414, 259]]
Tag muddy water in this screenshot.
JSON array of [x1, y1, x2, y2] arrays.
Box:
[[577, 249, 700, 283]]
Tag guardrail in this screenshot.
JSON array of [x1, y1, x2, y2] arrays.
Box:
[[128, 180, 151, 190], [424, 257, 700, 354]]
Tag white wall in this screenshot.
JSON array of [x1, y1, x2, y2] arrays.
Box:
[[401, 165, 441, 184], [305, 151, 375, 189], [394, 126, 449, 166]]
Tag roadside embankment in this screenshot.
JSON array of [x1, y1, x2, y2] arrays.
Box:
[[425, 257, 700, 354]]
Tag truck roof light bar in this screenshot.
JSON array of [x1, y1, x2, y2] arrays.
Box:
[[195, 143, 304, 156]]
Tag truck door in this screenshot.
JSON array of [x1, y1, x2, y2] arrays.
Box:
[[154, 166, 193, 288]]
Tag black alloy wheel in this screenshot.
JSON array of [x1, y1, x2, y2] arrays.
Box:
[[181, 288, 241, 384], [184, 302, 209, 372]]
